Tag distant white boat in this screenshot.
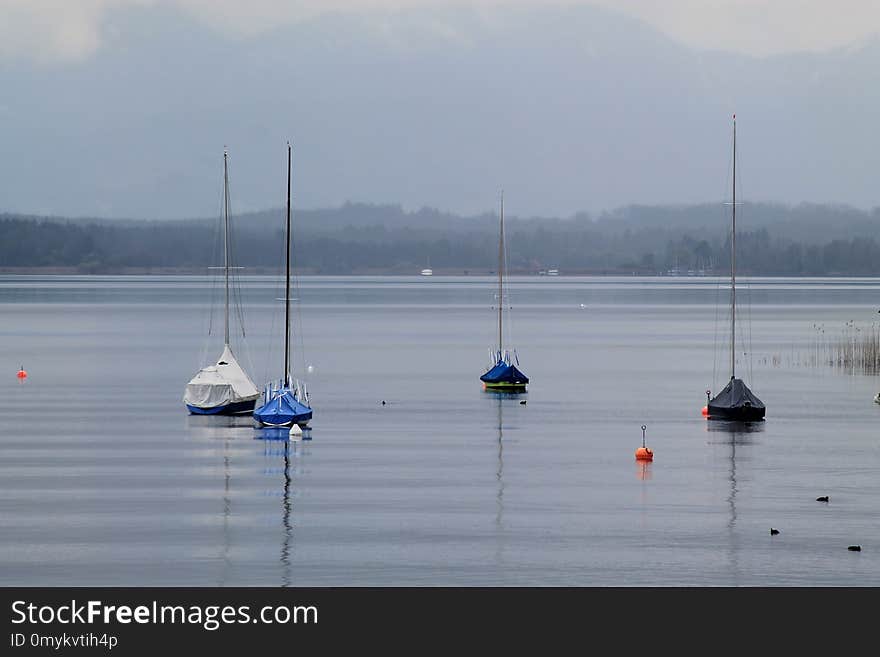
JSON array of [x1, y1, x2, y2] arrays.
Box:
[[547, 269, 559, 276], [420, 268, 433, 276]]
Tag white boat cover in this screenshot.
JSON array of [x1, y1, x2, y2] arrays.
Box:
[[184, 344, 260, 409]]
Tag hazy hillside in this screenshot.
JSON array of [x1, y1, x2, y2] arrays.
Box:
[[4, 201, 880, 275], [0, 4, 877, 220]]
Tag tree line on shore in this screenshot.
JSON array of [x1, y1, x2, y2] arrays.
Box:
[[2, 202, 880, 275]]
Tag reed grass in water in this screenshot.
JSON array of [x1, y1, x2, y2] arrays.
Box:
[[812, 321, 880, 375]]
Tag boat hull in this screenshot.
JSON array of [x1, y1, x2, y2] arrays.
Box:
[[254, 411, 312, 428], [706, 378, 765, 422], [186, 398, 257, 416], [482, 381, 527, 392], [706, 405, 765, 422], [480, 358, 529, 391]]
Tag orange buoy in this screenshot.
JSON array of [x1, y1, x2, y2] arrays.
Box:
[[16, 366, 27, 380], [701, 406, 709, 417], [635, 424, 654, 461], [702, 389, 711, 417], [635, 446, 653, 461]]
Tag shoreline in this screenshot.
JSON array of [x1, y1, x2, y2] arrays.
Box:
[[0, 267, 875, 278]]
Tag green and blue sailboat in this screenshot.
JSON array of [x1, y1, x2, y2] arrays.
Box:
[[480, 193, 529, 392]]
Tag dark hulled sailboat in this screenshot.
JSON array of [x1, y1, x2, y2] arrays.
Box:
[[480, 193, 529, 392], [707, 116, 765, 422]]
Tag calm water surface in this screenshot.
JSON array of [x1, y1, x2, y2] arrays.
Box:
[[1, 275, 879, 586]]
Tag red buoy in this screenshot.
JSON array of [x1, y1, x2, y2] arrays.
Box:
[[635, 425, 654, 461], [701, 406, 709, 417], [702, 389, 711, 417], [16, 367, 27, 380]]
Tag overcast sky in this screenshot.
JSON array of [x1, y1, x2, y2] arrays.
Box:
[[0, 1, 877, 219], [2, 0, 880, 62]]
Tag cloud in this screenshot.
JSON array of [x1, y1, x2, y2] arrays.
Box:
[[602, 0, 880, 56], [1, 0, 879, 63], [0, 0, 148, 63]]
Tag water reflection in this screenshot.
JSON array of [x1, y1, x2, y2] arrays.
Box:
[[185, 414, 255, 430], [705, 420, 766, 438], [183, 416, 248, 586], [191, 418, 303, 586], [495, 397, 504, 530], [484, 391, 521, 531], [221, 443, 231, 586], [705, 420, 764, 584], [485, 391, 521, 570], [254, 426, 313, 441], [281, 441, 293, 587], [259, 439, 300, 587]]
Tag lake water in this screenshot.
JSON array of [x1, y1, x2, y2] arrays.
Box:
[[1, 275, 879, 586]]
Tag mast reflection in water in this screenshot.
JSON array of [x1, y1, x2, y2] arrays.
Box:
[[259, 436, 301, 587], [706, 420, 764, 585]]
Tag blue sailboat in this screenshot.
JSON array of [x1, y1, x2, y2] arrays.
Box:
[[480, 193, 529, 392], [184, 150, 260, 415], [254, 143, 313, 428], [481, 351, 529, 391]]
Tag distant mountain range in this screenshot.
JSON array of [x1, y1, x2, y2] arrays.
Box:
[[0, 4, 877, 219]]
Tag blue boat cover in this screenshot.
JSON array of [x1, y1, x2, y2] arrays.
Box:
[[253, 386, 313, 427], [480, 359, 529, 384]]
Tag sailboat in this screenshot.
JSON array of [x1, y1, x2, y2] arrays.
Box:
[[480, 192, 529, 391], [184, 150, 260, 415], [420, 256, 433, 276], [706, 116, 765, 421], [253, 143, 313, 428]]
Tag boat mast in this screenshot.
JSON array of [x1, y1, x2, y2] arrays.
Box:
[[284, 142, 292, 387], [730, 115, 736, 380], [498, 191, 504, 358], [223, 149, 230, 346]]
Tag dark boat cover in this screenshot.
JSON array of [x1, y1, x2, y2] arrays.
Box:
[[708, 378, 765, 412], [480, 360, 529, 385]]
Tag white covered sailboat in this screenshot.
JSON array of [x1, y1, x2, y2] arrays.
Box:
[[185, 344, 260, 415], [184, 150, 260, 415]]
